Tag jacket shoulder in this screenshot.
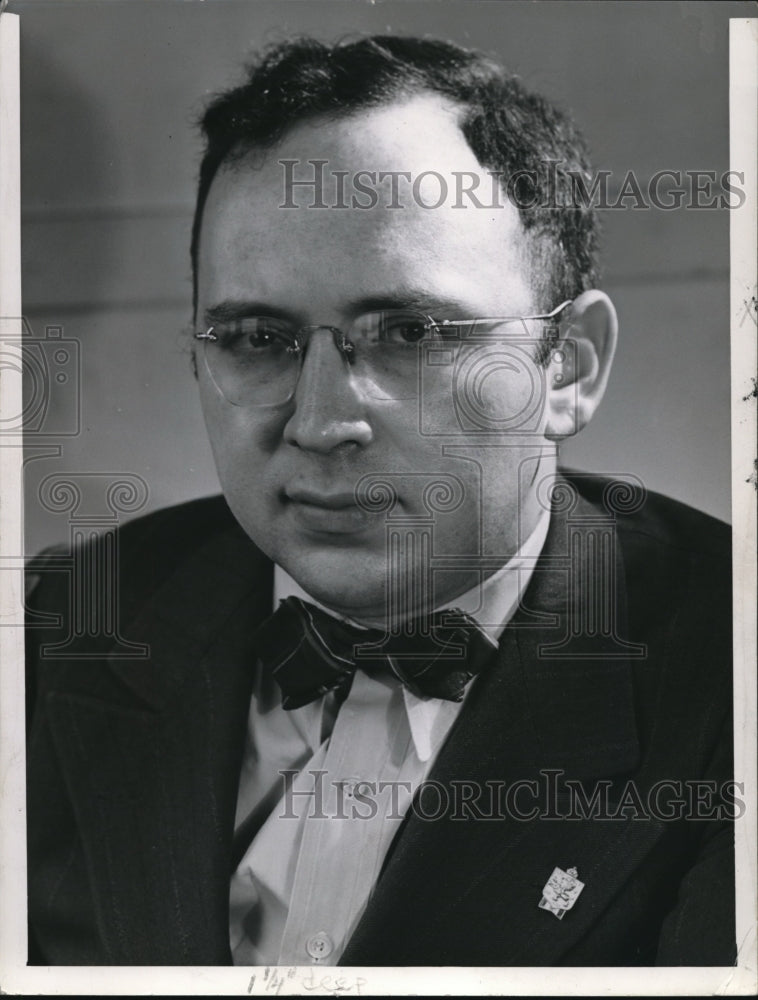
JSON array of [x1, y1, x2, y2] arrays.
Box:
[[116, 492, 243, 554], [28, 493, 248, 578], [616, 489, 730, 562], [25, 494, 267, 709], [564, 470, 730, 561], [25, 494, 264, 646], [564, 471, 732, 654]]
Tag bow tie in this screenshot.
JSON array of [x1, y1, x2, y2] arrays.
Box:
[[254, 596, 498, 710]]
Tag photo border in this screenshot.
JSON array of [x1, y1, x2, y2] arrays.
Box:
[[1, 7, 755, 996]]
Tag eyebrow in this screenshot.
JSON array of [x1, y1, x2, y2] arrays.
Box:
[[203, 289, 485, 327], [365, 280, 521, 316], [202, 300, 300, 326], [345, 290, 482, 316]]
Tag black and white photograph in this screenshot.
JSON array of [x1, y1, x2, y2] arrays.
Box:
[[0, 0, 756, 994]]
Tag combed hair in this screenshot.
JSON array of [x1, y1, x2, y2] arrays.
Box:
[[191, 35, 599, 313]]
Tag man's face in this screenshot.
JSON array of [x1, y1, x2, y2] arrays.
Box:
[[196, 94, 557, 623]]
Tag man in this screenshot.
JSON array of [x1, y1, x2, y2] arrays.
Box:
[[25, 35, 735, 966]]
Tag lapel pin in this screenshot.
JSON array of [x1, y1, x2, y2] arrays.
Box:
[[539, 866, 585, 919]]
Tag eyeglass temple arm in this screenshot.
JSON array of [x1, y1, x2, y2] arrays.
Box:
[[443, 300, 573, 324], [438, 299, 572, 339]]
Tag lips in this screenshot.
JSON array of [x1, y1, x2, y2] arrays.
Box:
[[284, 486, 375, 534], [285, 487, 358, 510]]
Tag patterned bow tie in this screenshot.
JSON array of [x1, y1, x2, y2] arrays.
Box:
[[254, 596, 498, 710]]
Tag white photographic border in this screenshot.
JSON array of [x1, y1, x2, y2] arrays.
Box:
[[0, 6, 755, 995]]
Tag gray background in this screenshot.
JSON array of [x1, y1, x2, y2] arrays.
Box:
[[17, 0, 746, 552]]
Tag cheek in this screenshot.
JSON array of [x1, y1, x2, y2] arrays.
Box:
[[415, 345, 548, 437], [455, 346, 547, 432], [198, 381, 281, 487]]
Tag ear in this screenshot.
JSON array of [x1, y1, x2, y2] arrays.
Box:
[[185, 319, 199, 379], [544, 289, 617, 440]]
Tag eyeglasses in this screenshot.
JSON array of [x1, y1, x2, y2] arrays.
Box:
[[194, 300, 572, 407]]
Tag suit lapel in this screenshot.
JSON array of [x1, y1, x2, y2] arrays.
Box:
[[44, 523, 272, 964], [342, 483, 656, 966], [41, 479, 656, 965]]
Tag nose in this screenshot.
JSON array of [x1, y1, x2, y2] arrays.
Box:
[[283, 328, 373, 452]]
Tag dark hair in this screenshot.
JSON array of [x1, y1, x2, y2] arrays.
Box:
[[191, 35, 599, 314]]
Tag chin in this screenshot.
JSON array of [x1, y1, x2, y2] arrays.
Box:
[[279, 547, 390, 620]]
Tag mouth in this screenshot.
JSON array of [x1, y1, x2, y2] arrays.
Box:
[[284, 486, 376, 534], [285, 488, 359, 510]]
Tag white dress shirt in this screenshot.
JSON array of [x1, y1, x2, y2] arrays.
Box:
[[229, 510, 550, 966]]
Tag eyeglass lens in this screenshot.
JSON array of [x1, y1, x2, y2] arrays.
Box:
[[199, 310, 541, 407]]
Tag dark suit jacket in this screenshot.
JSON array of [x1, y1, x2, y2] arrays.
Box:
[[25, 473, 736, 966]]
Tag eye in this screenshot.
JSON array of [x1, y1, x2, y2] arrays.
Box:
[[213, 317, 296, 353], [375, 311, 432, 345]]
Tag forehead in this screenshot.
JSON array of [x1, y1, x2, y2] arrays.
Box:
[[197, 94, 535, 315]]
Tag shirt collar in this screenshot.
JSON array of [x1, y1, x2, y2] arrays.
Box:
[[273, 507, 550, 761]]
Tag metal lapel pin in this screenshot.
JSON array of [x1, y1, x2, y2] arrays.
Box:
[[539, 866, 585, 919]]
